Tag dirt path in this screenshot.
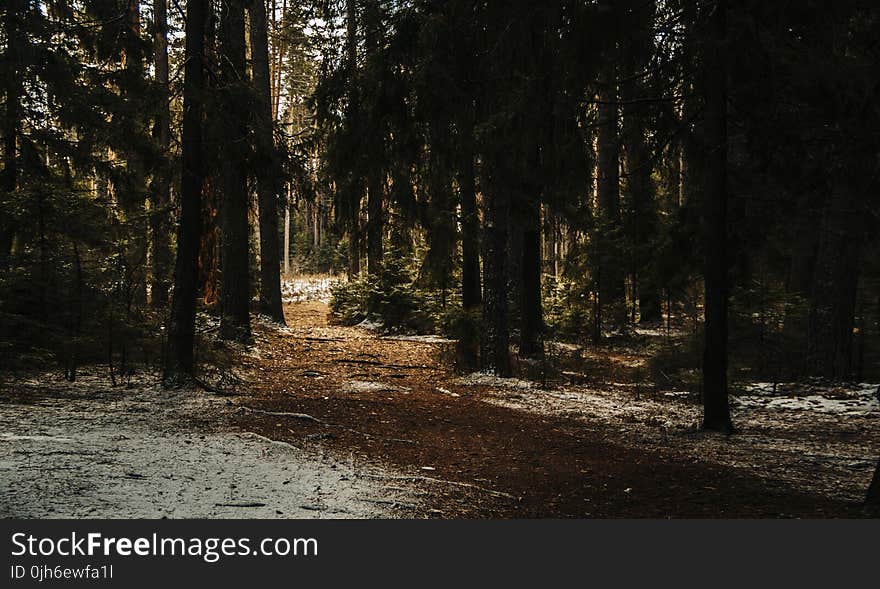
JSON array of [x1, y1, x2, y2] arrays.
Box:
[[235, 301, 879, 518], [0, 372, 425, 518]]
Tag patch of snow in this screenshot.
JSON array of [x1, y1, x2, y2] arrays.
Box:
[[455, 372, 541, 390], [381, 334, 455, 344], [0, 371, 424, 519], [281, 275, 339, 304], [343, 380, 410, 394], [734, 382, 880, 415], [355, 318, 384, 331]]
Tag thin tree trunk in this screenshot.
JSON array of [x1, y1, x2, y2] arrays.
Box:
[[164, 0, 207, 384], [701, 0, 733, 432], [459, 122, 481, 311], [283, 200, 290, 277], [218, 0, 251, 342], [1, 0, 19, 270], [250, 0, 285, 323], [151, 0, 172, 308], [597, 63, 625, 329]]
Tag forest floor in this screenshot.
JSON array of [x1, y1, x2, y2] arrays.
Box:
[[231, 297, 880, 518], [2, 281, 879, 518]]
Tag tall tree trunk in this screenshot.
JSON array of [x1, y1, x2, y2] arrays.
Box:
[[1, 0, 19, 270], [701, 0, 733, 432], [597, 63, 626, 329], [151, 0, 172, 308], [344, 0, 361, 279], [250, 0, 285, 323], [124, 0, 149, 304], [218, 0, 251, 342], [164, 0, 207, 384], [622, 0, 660, 323], [364, 0, 383, 276]]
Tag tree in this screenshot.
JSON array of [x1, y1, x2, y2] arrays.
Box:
[[1, 0, 20, 270], [164, 0, 208, 384], [217, 0, 252, 342], [250, 0, 285, 324], [150, 0, 172, 308], [701, 0, 733, 432]]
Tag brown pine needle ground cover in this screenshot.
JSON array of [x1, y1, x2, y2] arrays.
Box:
[[232, 301, 880, 518]]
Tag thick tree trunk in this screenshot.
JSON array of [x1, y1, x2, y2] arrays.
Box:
[[701, 0, 733, 433], [482, 178, 512, 377], [249, 0, 285, 323], [164, 0, 207, 384], [806, 180, 865, 380], [218, 0, 251, 342], [150, 0, 172, 308], [519, 215, 543, 358], [1, 0, 19, 270]]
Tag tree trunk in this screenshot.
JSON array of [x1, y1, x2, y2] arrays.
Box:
[[621, 0, 660, 323], [519, 215, 543, 358], [218, 0, 251, 342], [1, 0, 19, 270], [482, 177, 512, 377], [164, 0, 207, 384], [151, 0, 172, 308], [367, 174, 383, 275], [807, 179, 866, 380], [364, 0, 383, 276], [459, 124, 481, 311], [250, 0, 285, 323], [701, 0, 733, 433], [597, 63, 626, 329], [867, 458, 880, 507], [283, 201, 290, 277]]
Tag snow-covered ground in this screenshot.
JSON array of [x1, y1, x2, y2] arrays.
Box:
[[281, 275, 339, 304], [0, 371, 423, 518], [734, 382, 880, 416], [454, 372, 879, 503]]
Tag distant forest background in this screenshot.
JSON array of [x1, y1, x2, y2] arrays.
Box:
[[1, 0, 878, 423]]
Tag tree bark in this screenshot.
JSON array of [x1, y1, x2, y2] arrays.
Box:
[[249, 0, 285, 323], [164, 0, 207, 384], [701, 0, 733, 433], [218, 0, 252, 342], [151, 0, 172, 308]]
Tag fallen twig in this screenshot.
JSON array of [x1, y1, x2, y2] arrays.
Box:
[[363, 473, 516, 500]]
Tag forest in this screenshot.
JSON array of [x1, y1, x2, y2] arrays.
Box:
[[1, 0, 880, 518]]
